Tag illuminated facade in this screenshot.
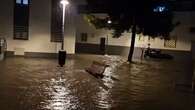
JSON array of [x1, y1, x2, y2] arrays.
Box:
[[0, 0, 80, 57], [75, 0, 195, 56], [0, 0, 194, 57]]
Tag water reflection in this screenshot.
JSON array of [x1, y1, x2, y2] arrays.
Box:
[[94, 55, 125, 109], [95, 87, 111, 109], [0, 56, 194, 110], [94, 68, 113, 109], [41, 77, 79, 110]]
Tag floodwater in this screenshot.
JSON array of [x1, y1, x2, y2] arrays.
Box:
[[0, 55, 194, 110]]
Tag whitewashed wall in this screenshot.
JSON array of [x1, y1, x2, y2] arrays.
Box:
[[76, 12, 195, 51], [0, 0, 76, 55], [0, 0, 194, 55]]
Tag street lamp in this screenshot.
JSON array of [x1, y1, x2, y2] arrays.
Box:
[[105, 20, 112, 56], [60, 0, 69, 50], [58, 0, 69, 67]]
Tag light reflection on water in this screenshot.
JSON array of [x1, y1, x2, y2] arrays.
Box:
[[94, 68, 113, 109], [0, 56, 194, 110], [94, 56, 126, 109], [95, 87, 111, 109], [41, 78, 79, 110]]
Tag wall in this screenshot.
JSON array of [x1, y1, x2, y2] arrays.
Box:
[[0, 0, 76, 56], [0, 0, 194, 56], [76, 12, 195, 52]]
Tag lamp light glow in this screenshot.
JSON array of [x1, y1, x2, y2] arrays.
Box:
[[107, 20, 112, 24], [60, 0, 69, 50], [60, 0, 69, 6]]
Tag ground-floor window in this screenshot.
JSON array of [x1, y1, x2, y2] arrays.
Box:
[[81, 33, 88, 42], [164, 36, 177, 48], [14, 0, 29, 40]]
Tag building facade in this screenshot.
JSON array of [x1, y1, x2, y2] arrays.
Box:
[[0, 0, 80, 57], [0, 0, 194, 58], [75, 12, 194, 57]]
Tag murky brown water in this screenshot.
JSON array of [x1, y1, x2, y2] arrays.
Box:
[[0, 55, 194, 110]]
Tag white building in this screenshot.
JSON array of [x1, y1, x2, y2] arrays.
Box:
[[0, 0, 194, 59], [0, 0, 81, 57]]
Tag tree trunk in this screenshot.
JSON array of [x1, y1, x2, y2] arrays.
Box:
[[128, 24, 136, 62]]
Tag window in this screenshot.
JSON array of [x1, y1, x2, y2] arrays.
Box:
[[23, 0, 29, 5], [14, 0, 30, 40], [164, 36, 177, 48], [81, 33, 88, 42], [16, 0, 28, 5], [16, 0, 21, 4], [138, 34, 144, 42], [153, 2, 169, 13], [153, 6, 167, 12]]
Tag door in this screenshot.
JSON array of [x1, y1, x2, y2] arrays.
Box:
[[100, 37, 106, 55]]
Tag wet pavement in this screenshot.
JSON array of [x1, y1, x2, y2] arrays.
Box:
[[0, 55, 194, 110]]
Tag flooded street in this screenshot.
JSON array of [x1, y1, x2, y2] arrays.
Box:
[[0, 55, 194, 110]]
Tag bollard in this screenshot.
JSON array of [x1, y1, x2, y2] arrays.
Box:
[[193, 77, 195, 93], [58, 50, 66, 67], [193, 83, 194, 93], [0, 38, 5, 61], [140, 48, 144, 62], [0, 53, 4, 61], [193, 62, 195, 93]]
